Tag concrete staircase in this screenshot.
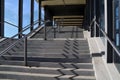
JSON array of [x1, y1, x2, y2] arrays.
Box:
[[0, 26, 96, 80], [0, 39, 96, 80]]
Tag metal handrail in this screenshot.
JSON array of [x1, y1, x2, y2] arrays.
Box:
[[0, 20, 50, 66], [0, 20, 18, 28], [0, 20, 49, 55], [90, 17, 96, 27], [89, 17, 120, 57], [95, 21, 120, 57], [0, 20, 41, 47]]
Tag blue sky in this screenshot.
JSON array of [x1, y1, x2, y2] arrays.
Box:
[[5, 0, 40, 37]]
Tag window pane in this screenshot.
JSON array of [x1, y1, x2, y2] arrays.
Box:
[[5, 0, 18, 37], [34, 0, 39, 29], [114, 0, 120, 74], [23, 0, 30, 27], [23, 0, 31, 34], [99, 0, 105, 45]]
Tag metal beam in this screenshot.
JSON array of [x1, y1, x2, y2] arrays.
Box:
[[0, 0, 4, 38], [93, 0, 96, 37], [55, 19, 84, 22], [96, 0, 100, 37], [90, 0, 94, 37], [18, 0, 23, 38], [53, 16, 84, 19], [30, 0, 34, 31], [59, 24, 82, 26], [41, 0, 86, 7], [39, 0, 41, 26], [59, 22, 83, 24], [107, 0, 113, 63]]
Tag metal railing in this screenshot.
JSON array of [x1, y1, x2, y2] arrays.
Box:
[[0, 19, 50, 66], [90, 18, 120, 57], [0, 20, 18, 28], [0, 20, 40, 47]]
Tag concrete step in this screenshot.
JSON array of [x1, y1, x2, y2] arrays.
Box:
[[0, 55, 92, 63], [27, 39, 87, 42], [2, 53, 91, 59], [0, 65, 60, 75], [0, 60, 93, 68], [38, 62, 93, 69], [8, 50, 90, 54], [32, 33, 84, 38], [0, 78, 16, 80], [26, 43, 89, 47], [9, 47, 89, 51], [26, 42, 89, 46], [0, 45, 89, 52], [0, 65, 94, 76], [0, 71, 96, 80]]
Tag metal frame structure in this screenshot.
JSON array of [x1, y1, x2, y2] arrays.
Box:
[[107, 0, 114, 63], [18, 0, 23, 38], [96, 0, 100, 37], [90, 0, 94, 37], [39, 1, 41, 26], [30, 0, 34, 31], [0, 0, 4, 38]]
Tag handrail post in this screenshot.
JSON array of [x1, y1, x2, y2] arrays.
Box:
[[44, 26, 47, 40], [94, 16, 96, 37], [24, 36, 27, 66], [54, 27, 56, 38]]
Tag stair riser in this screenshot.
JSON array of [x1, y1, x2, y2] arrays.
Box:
[[2, 54, 91, 59], [0, 66, 94, 76], [0, 74, 57, 80], [0, 58, 92, 63], [0, 67, 60, 74], [0, 61, 93, 68]]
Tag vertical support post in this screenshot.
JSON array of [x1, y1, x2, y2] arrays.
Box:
[[96, 0, 100, 37], [107, 0, 113, 63], [58, 25, 60, 33], [54, 28, 56, 38], [104, 0, 108, 61], [44, 26, 47, 40], [30, 0, 34, 31], [18, 0, 23, 38], [76, 26, 78, 38], [38, 0, 41, 26], [0, 0, 4, 38], [119, 0, 120, 51], [94, 0, 96, 37], [24, 36, 27, 66], [54, 21, 56, 38], [90, 0, 94, 37], [89, 0, 91, 25], [85, 0, 90, 30]]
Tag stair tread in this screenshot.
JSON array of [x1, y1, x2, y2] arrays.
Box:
[[0, 60, 92, 67], [0, 71, 95, 79]]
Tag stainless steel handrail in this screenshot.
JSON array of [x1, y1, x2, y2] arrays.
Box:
[[0, 20, 18, 28], [0, 20, 49, 55], [0, 20, 43, 56], [95, 21, 120, 57], [0, 20, 41, 47], [0, 20, 50, 66], [89, 17, 120, 57]]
